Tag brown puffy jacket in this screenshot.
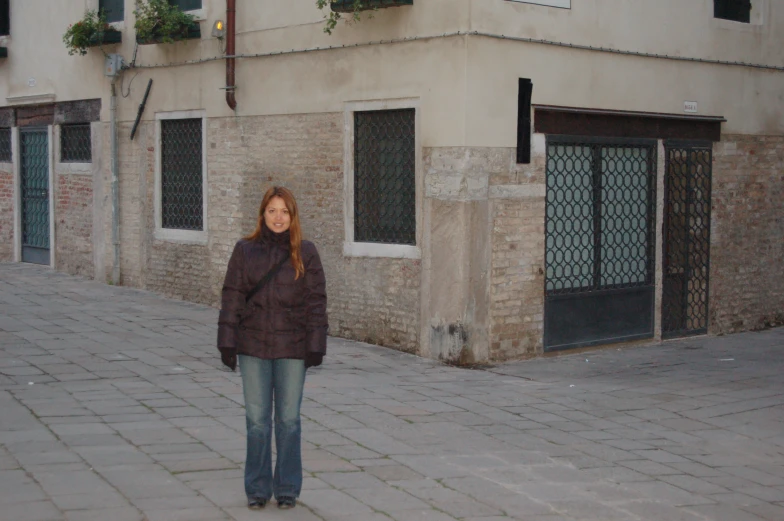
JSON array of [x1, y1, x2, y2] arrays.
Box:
[[217, 227, 328, 360]]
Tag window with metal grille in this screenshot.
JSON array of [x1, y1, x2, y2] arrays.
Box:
[[161, 119, 203, 231], [0, 0, 9, 36], [0, 128, 11, 162], [99, 0, 124, 23], [545, 138, 657, 295], [60, 124, 92, 163], [354, 109, 415, 245], [714, 0, 751, 23], [170, 0, 202, 10]]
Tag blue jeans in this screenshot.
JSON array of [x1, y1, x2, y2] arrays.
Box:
[[238, 355, 306, 501]]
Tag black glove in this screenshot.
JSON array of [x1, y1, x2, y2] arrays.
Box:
[[305, 352, 323, 369], [220, 349, 237, 371]]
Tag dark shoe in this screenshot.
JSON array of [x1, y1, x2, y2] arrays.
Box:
[[277, 496, 296, 509], [247, 498, 267, 509]]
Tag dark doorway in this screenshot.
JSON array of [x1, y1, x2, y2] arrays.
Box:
[[544, 136, 657, 351], [20, 128, 50, 265], [662, 142, 712, 338]]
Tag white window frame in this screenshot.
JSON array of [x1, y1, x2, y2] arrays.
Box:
[[507, 0, 571, 9], [343, 98, 422, 259], [154, 110, 208, 244]]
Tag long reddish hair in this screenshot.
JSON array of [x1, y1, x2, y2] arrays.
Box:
[[244, 186, 305, 279]]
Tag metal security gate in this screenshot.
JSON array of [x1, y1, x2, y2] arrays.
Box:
[[544, 136, 657, 351], [20, 129, 50, 265], [662, 142, 712, 338]]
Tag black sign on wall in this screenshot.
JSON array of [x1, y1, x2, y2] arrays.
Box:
[[517, 79, 533, 164], [0, 0, 10, 36]]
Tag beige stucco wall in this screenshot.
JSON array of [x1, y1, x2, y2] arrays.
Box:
[[0, 1, 109, 106], [475, 0, 780, 65], [118, 0, 784, 142], [4, 1, 782, 139], [465, 36, 784, 142]]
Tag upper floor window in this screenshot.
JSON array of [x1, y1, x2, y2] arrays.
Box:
[[99, 0, 124, 23], [0, 0, 9, 36], [170, 0, 202, 11], [714, 0, 751, 23]]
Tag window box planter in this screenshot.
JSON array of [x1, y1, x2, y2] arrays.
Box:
[[330, 0, 413, 13], [0, 47, 7, 59], [136, 23, 200, 45], [63, 10, 121, 56]]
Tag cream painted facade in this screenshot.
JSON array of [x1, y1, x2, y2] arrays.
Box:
[[1, 0, 782, 362]]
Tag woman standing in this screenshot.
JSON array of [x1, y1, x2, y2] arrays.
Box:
[[218, 186, 327, 510]]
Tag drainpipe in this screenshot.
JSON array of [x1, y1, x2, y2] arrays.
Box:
[[226, 0, 237, 110], [110, 79, 120, 285]]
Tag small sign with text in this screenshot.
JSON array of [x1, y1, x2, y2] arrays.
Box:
[[684, 101, 698, 113]]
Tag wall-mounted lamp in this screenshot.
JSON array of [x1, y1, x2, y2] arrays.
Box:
[[212, 20, 225, 39]]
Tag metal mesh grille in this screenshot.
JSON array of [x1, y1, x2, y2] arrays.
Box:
[[0, 128, 10, 162], [161, 119, 203, 231], [21, 131, 50, 249], [354, 109, 415, 245], [546, 139, 656, 295], [662, 145, 712, 338], [60, 124, 92, 163]]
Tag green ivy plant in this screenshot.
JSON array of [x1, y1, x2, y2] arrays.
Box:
[[134, 0, 198, 44], [316, 0, 374, 35], [62, 9, 111, 56]]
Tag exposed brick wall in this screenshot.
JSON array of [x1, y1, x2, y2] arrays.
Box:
[[0, 169, 13, 261], [423, 145, 546, 361], [117, 121, 153, 290], [99, 114, 784, 361], [111, 113, 421, 352], [489, 145, 547, 361], [710, 135, 784, 332], [213, 114, 421, 352], [55, 174, 93, 278], [329, 257, 421, 351], [489, 197, 545, 360]]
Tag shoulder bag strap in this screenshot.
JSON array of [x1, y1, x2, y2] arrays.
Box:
[[244, 255, 289, 304]]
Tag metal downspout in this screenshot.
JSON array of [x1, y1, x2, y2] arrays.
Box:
[[226, 0, 237, 110], [110, 80, 120, 284]]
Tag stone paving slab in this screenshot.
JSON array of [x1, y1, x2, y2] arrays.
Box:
[[1, 263, 783, 520]]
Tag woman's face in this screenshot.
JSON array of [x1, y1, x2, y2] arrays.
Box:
[[263, 196, 292, 233]]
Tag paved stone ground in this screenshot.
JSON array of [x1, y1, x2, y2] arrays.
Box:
[[0, 263, 782, 521]]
